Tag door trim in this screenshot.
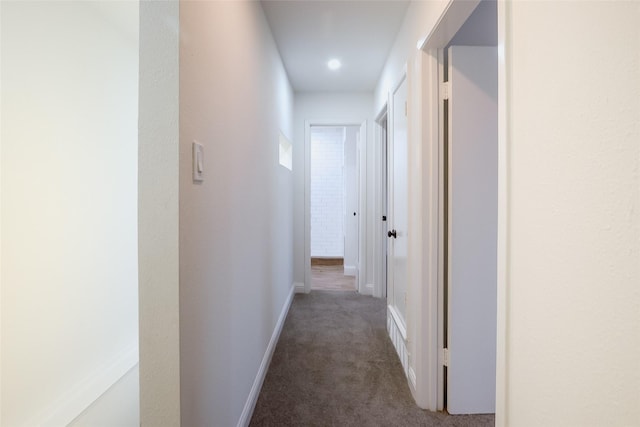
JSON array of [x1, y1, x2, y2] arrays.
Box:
[[411, 0, 492, 413], [374, 105, 388, 299], [411, 0, 506, 415]]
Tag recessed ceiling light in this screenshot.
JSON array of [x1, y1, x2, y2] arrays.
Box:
[[327, 59, 342, 71]]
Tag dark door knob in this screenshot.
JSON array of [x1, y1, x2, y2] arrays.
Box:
[[387, 229, 397, 238]]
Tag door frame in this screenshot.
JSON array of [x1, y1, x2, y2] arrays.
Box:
[[411, 0, 507, 414], [304, 120, 367, 294], [374, 105, 388, 299], [407, 0, 506, 412]]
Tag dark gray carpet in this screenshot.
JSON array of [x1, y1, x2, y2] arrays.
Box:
[[250, 291, 494, 426]]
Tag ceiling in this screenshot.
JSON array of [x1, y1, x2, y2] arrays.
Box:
[[261, 1, 410, 93]]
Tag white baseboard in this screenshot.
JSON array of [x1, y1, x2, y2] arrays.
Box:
[[237, 284, 295, 427], [343, 265, 357, 276], [363, 283, 375, 295], [387, 305, 409, 379], [29, 344, 138, 427], [408, 366, 417, 392], [293, 282, 305, 294]]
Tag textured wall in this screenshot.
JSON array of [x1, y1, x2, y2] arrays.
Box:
[[500, 2, 640, 426]]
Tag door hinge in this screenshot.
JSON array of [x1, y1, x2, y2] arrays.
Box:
[[441, 82, 450, 101], [442, 348, 450, 367], [405, 101, 408, 117]]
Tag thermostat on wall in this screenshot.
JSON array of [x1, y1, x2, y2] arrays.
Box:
[[193, 141, 204, 182]]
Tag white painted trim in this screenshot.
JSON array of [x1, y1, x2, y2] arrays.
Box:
[[343, 265, 357, 277], [408, 367, 418, 392], [238, 284, 295, 427], [388, 304, 407, 340], [304, 122, 312, 294], [400, 48, 443, 412], [357, 121, 368, 295], [436, 47, 447, 413], [387, 305, 409, 378], [374, 104, 389, 299], [293, 282, 306, 294], [417, 0, 480, 51], [495, 2, 510, 425], [28, 344, 138, 427], [363, 283, 375, 295]]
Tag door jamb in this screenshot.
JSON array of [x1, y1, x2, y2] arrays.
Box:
[[409, 0, 483, 412], [374, 105, 388, 299]]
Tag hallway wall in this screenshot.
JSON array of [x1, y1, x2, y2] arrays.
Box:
[[178, 2, 294, 426], [374, 0, 449, 114], [293, 93, 374, 291], [499, 2, 640, 425], [1, 2, 139, 425]]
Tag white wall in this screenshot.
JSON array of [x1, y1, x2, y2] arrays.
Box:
[[1, 2, 139, 425], [293, 93, 374, 289], [310, 127, 345, 257], [374, 0, 449, 114], [69, 365, 139, 427], [179, 2, 294, 426], [498, 2, 640, 426], [138, 0, 181, 425]]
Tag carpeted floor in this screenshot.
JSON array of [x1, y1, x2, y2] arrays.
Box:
[[250, 291, 494, 426]]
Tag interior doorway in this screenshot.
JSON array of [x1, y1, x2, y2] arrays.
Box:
[[439, 0, 498, 414], [309, 125, 360, 291], [403, 0, 499, 413]]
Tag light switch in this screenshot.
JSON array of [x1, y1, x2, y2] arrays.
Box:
[[193, 142, 204, 182]]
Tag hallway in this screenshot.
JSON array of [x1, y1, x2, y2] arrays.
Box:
[[250, 291, 494, 426], [2, 1, 639, 425]]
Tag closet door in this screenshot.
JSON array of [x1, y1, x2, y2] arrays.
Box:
[[388, 75, 408, 327]]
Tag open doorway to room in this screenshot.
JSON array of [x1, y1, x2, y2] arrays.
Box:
[[410, 0, 499, 414], [309, 125, 360, 291]]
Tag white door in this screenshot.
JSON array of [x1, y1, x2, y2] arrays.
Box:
[[446, 45, 498, 414], [388, 76, 408, 324]]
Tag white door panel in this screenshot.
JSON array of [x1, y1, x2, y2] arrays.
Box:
[[389, 76, 408, 323]]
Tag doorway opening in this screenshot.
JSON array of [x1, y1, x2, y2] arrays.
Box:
[[309, 125, 360, 291], [436, 0, 499, 415], [405, 0, 499, 413]]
